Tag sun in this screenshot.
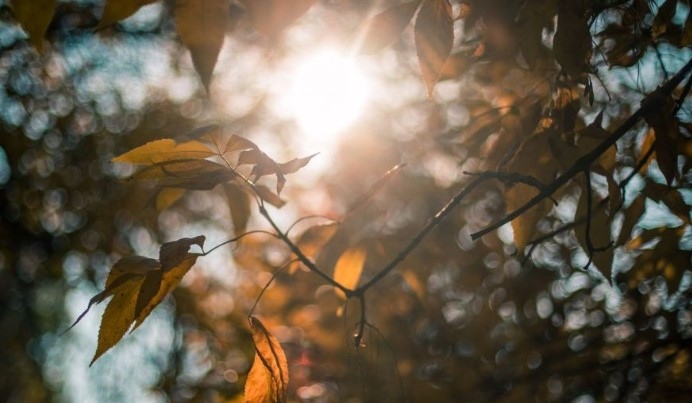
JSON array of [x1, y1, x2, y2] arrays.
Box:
[[272, 48, 372, 145]]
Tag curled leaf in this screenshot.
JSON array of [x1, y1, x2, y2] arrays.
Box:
[[246, 316, 289, 403]]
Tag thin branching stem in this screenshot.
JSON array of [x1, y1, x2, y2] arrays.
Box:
[[258, 204, 352, 295], [470, 57, 692, 241]]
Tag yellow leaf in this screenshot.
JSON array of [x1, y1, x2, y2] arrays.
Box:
[[90, 268, 151, 365], [414, 0, 453, 97], [245, 316, 289, 403], [175, 0, 229, 90], [11, 0, 56, 53], [112, 139, 216, 165], [360, 1, 422, 54], [154, 188, 186, 211], [97, 0, 158, 29], [333, 247, 366, 299], [133, 254, 199, 329]]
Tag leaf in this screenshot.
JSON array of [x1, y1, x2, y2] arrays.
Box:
[[225, 134, 259, 154], [240, 0, 316, 40], [132, 253, 199, 329], [332, 247, 366, 299], [644, 95, 679, 185], [360, 1, 422, 54], [91, 272, 148, 365], [89, 257, 161, 365], [11, 0, 56, 53], [254, 185, 286, 208], [159, 235, 205, 269], [626, 227, 689, 291], [553, 3, 592, 79], [575, 183, 614, 280], [652, 0, 677, 38], [616, 195, 645, 246], [414, 0, 454, 97], [290, 223, 339, 273], [225, 184, 252, 234], [97, 0, 158, 29], [112, 139, 216, 165], [245, 316, 289, 403], [175, 0, 229, 91], [130, 159, 237, 190], [84, 236, 203, 365], [154, 188, 186, 211], [504, 133, 559, 250], [239, 150, 317, 194]]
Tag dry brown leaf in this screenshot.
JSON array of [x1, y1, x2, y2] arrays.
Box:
[[414, 0, 454, 97], [97, 0, 157, 29], [360, 1, 422, 54], [240, 0, 316, 40], [11, 0, 56, 53], [175, 0, 229, 90]]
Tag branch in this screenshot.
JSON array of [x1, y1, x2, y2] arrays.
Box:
[[258, 205, 352, 296], [357, 174, 488, 293], [470, 57, 692, 241]]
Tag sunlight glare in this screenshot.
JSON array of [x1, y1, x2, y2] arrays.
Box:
[[275, 49, 371, 143]]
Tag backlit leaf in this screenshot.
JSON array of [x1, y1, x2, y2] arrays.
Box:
[[97, 0, 157, 29], [130, 159, 237, 190], [360, 1, 422, 54], [245, 316, 289, 403], [240, 0, 316, 40], [159, 235, 205, 269], [254, 185, 286, 207], [554, 3, 592, 79], [290, 223, 339, 273], [332, 247, 366, 299], [414, 0, 454, 97], [112, 139, 216, 165], [644, 94, 679, 185], [504, 133, 559, 250], [11, 0, 56, 53], [575, 183, 614, 280], [91, 273, 148, 365], [133, 254, 199, 329], [225, 184, 252, 234], [154, 188, 186, 211], [175, 0, 229, 90]]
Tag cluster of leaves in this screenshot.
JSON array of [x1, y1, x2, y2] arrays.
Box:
[[3, 0, 692, 401]]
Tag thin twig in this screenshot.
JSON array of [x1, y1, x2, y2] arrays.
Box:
[[258, 205, 352, 295], [357, 175, 487, 293], [249, 258, 298, 317], [470, 57, 692, 241], [202, 230, 275, 256], [353, 295, 366, 348]]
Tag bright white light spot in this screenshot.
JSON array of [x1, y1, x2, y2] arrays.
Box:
[[274, 49, 371, 144]]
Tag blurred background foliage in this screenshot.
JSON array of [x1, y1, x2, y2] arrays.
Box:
[[0, 0, 691, 402]]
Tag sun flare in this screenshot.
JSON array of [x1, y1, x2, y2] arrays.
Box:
[[274, 49, 372, 144]]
